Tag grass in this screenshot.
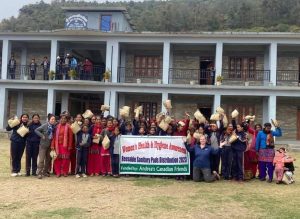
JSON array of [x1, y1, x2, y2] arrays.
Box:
[[0, 138, 299, 218]]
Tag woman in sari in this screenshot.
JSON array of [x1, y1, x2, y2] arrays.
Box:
[[87, 116, 102, 176], [51, 114, 73, 177]]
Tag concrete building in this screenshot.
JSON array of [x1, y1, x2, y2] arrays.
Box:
[[0, 8, 300, 141]]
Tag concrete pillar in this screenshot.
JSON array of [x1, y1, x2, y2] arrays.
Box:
[[50, 40, 58, 72], [161, 92, 169, 113], [1, 39, 12, 80], [16, 92, 24, 116], [118, 93, 125, 112], [104, 90, 117, 117], [61, 92, 69, 113], [169, 45, 174, 84], [0, 87, 8, 129], [269, 43, 277, 85], [119, 49, 126, 82], [47, 88, 56, 115], [213, 94, 221, 113], [263, 95, 276, 124], [215, 42, 223, 83], [162, 42, 170, 84], [106, 40, 119, 83], [20, 47, 27, 79]]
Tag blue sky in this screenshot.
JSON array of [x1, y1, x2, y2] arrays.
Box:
[[0, 0, 140, 21]]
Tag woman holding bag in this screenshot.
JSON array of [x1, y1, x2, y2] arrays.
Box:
[[100, 119, 114, 176], [6, 114, 29, 177]]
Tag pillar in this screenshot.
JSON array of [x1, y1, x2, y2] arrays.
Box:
[[119, 49, 126, 82], [213, 94, 221, 113], [61, 92, 69, 113], [263, 95, 276, 124], [104, 90, 117, 117], [1, 39, 12, 80], [214, 42, 223, 84], [0, 88, 8, 129], [16, 92, 24, 116], [161, 92, 169, 113], [106, 40, 119, 83], [50, 40, 58, 72], [20, 47, 27, 79], [162, 41, 170, 84], [269, 43, 277, 85], [47, 88, 56, 115]]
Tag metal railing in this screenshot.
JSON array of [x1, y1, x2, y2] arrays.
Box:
[[277, 70, 300, 86], [6, 65, 47, 80], [118, 67, 163, 83], [222, 69, 270, 85], [169, 68, 215, 85]]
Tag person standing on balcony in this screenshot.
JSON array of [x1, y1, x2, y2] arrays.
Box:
[[29, 58, 37, 80], [56, 56, 63, 79], [8, 55, 16, 79], [83, 58, 93, 80], [41, 56, 50, 80], [256, 122, 282, 183], [63, 54, 70, 79], [70, 56, 77, 70]]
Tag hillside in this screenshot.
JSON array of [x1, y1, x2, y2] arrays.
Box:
[[1, 0, 300, 32]]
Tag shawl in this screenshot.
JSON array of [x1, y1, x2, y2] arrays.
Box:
[[55, 123, 69, 150]]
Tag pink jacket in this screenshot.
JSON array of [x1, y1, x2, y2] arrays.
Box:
[[273, 152, 293, 169]]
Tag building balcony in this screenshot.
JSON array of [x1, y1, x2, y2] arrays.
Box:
[[118, 67, 163, 83], [222, 69, 270, 86], [277, 70, 300, 86], [168, 68, 215, 85]]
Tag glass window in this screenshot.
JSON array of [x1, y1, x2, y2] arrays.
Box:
[[101, 15, 111, 32]]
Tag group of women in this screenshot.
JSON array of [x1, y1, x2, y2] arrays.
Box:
[[6, 105, 294, 184]]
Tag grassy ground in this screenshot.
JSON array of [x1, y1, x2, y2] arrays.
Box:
[[0, 138, 299, 219]]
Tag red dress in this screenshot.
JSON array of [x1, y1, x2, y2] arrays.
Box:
[[87, 125, 102, 175], [244, 127, 258, 179], [51, 123, 73, 176], [100, 127, 114, 175]]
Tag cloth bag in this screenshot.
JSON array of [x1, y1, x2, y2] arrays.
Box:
[[102, 135, 110, 150]]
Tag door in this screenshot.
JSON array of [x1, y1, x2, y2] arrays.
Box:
[[199, 107, 212, 121], [229, 57, 256, 80], [297, 109, 300, 140], [200, 57, 214, 85]]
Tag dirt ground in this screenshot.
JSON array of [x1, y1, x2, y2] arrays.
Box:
[[0, 138, 299, 219]]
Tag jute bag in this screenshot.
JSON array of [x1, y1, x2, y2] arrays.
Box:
[[216, 106, 225, 114], [17, 125, 29, 137], [159, 120, 169, 131], [231, 109, 239, 119], [223, 114, 229, 128], [186, 132, 192, 144], [8, 117, 20, 128], [50, 150, 57, 159], [245, 115, 255, 122], [134, 106, 143, 118], [229, 133, 238, 143], [82, 109, 93, 119], [163, 99, 172, 109], [178, 121, 185, 127], [102, 135, 110, 150], [193, 132, 202, 141], [92, 134, 101, 144], [210, 113, 220, 121], [164, 116, 172, 124], [194, 110, 206, 123], [271, 119, 279, 127], [101, 105, 110, 112], [71, 122, 81, 134], [156, 112, 164, 122], [120, 106, 130, 118]]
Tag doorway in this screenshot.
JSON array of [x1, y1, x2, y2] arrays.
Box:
[[198, 107, 212, 121], [200, 57, 214, 85]]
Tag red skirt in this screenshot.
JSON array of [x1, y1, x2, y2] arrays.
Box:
[[87, 144, 101, 175]]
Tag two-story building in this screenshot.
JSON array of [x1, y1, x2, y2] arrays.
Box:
[[0, 7, 300, 140]]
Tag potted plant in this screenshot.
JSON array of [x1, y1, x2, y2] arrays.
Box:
[[136, 78, 141, 84], [68, 69, 77, 80], [48, 70, 56, 80], [103, 68, 111, 82], [216, 75, 223, 86]]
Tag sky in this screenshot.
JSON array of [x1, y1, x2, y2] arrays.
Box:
[[0, 0, 139, 21]]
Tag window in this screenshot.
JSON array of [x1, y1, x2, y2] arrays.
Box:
[[138, 102, 158, 119], [229, 57, 256, 79], [134, 56, 160, 77], [224, 104, 256, 123], [100, 15, 111, 32]]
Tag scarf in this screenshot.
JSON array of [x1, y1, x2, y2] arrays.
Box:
[[264, 129, 274, 148], [47, 122, 55, 140], [55, 123, 69, 150]]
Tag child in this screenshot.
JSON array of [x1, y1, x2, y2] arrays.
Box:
[[110, 127, 121, 177], [273, 147, 294, 184], [75, 125, 92, 178]]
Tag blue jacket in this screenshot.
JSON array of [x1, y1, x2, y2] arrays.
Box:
[[255, 128, 282, 151], [27, 122, 41, 143], [185, 143, 219, 169]]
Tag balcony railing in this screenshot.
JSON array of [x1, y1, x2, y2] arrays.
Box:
[[5, 65, 106, 81], [222, 69, 270, 86], [118, 67, 163, 83], [277, 70, 300, 86], [169, 68, 215, 85]]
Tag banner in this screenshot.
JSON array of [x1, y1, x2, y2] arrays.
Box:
[[119, 136, 190, 175]]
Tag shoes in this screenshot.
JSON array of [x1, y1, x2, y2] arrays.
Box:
[[75, 174, 81, 178], [90, 173, 94, 177], [63, 174, 68, 177], [213, 171, 220, 180], [56, 174, 61, 178], [11, 173, 18, 177], [17, 172, 22, 176], [32, 173, 37, 176], [44, 173, 50, 177], [37, 175, 43, 179], [267, 179, 272, 183], [82, 174, 87, 178]]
